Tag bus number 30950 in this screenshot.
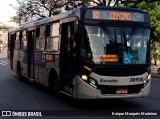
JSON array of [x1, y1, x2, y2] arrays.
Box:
[[130, 78, 143, 82]]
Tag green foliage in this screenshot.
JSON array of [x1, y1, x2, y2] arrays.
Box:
[[138, 2, 160, 40], [10, 0, 125, 25], [10, 0, 61, 25], [151, 41, 160, 60], [137, 2, 160, 60]]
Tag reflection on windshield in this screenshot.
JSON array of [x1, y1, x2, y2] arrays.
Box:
[[80, 26, 150, 64]]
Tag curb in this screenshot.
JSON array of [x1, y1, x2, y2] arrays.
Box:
[[151, 73, 160, 78]]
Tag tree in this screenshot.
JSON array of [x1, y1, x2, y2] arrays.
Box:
[[138, 2, 160, 41], [10, 0, 62, 25], [121, 0, 160, 7], [151, 41, 160, 65], [10, 0, 125, 25], [137, 2, 160, 64]]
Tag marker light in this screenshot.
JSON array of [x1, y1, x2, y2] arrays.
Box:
[[90, 79, 97, 88], [90, 79, 96, 85], [81, 75, 88, 81], [84, 66, 91, 71]]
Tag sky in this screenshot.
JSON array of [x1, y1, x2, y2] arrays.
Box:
[[0, 0, 18, 26]]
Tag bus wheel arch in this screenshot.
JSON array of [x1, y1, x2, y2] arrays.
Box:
[[49, 69, 59, 92]]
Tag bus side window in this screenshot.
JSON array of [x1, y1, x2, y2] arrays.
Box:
[[46, 38, 59, 51], [68, 24, 75, 54], [35, 26, 46, 51], [40, 26, 45, 38], [15, 32, 20, 50], [46, 22, 60, 51], [21, 30, 27, 50], [51, 22, 59, 37], [35, 38, 45, 51]]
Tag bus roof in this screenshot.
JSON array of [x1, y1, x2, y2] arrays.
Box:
[[88, 6, 148, 13], [8, 8, 81, 33], [8, 6, 149, 33]]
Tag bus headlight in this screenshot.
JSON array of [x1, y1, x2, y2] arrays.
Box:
[[148, 74, 151, 79], [81, 75, 88, 81], [81, 75, 97, 88]]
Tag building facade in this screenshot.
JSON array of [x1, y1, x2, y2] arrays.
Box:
[[0, 22, 10, 46]]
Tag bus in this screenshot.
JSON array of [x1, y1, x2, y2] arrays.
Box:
[[8, 6, 151, 99]]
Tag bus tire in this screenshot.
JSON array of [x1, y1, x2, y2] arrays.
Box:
[[17, 63, 22, 80], [49, 70, 59, 93]]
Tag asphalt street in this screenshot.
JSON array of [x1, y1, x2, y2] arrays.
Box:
[[0, 49, 160, 119]]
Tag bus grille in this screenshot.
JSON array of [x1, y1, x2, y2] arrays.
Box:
[[92, 64, 149, 76], [98, 84, 143, 94]]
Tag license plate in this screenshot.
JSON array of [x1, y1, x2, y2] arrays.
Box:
[[116, 89, 128, 94]]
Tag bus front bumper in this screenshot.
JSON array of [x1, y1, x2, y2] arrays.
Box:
[[72, 76, 151, 99]]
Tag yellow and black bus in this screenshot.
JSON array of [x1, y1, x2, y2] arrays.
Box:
[[8, 6, 151, 99]]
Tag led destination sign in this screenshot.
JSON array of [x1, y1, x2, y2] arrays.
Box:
[[85, 9, 145, 22], [92, 54, 118, 63]]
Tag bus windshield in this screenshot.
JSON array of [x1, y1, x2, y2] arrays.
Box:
[[80, 26, 150, 64]]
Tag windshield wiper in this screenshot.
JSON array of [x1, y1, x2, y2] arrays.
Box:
[[122, 29, 128, 53], [126, 25, 138, 41], [101, 23, 120, 54], [100, 22, 115, 44], [114, 29, 117, 44], [121, 25, 139, 53]]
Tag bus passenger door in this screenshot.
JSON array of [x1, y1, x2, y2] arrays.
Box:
[[27, 30, 35, 79], [60, 21, 76, 92], [8, 34, 15, 70]]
